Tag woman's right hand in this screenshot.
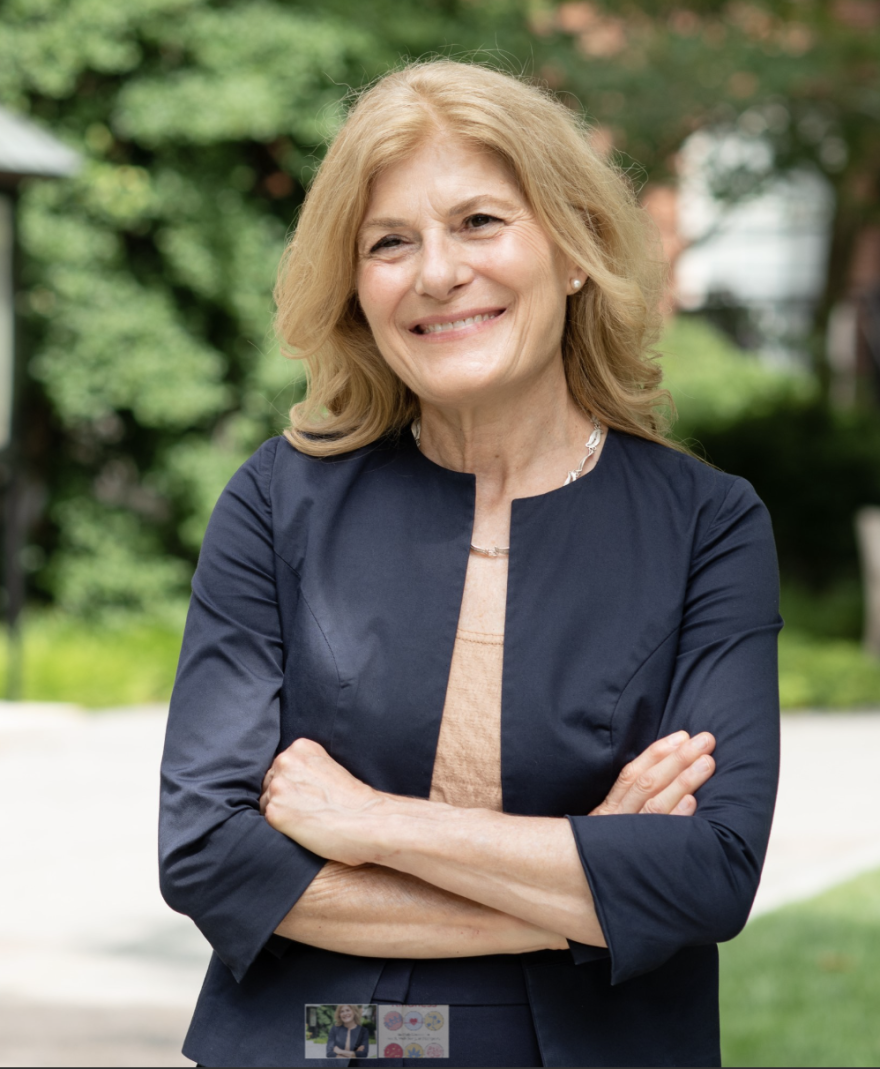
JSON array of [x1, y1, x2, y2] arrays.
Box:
[[589, 731, 716, 818]]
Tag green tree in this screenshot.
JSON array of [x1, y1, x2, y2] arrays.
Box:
[[0, 0, 533, 616], [536, 1, 879, 322], [4, 0, 877, 616]]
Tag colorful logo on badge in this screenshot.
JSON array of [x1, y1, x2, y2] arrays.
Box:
[[425, 1042, 445, 1058], [424, 1010, 444, 1031], [404, 1010, 424, 1029], [383, 1042, 404, 1057], [383, 1010, 403, 1031], [404, 1042, 424, 1057]]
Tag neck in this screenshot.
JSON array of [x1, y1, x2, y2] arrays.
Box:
[[416, 362, 597, 503]]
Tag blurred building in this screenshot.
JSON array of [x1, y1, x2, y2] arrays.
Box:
[[674, 129, 835, 369], [0, 105, 80, 447]]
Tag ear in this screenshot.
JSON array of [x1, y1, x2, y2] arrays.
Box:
[[562, 253, 587, 295]]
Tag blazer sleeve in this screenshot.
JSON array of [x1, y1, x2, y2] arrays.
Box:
[[158, 438, 325, 982], [566, 476, 782, 984], [325, 1027, 337, 1058]]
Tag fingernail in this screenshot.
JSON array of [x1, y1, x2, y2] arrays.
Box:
[[696, 733, 711, 749], [697, 755, 712, 772], [669, 731, 688, 744]]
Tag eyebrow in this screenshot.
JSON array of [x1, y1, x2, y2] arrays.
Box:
[[360, 195, 521, 232]]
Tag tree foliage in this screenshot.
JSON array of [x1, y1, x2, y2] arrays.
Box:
[[661, 314, 815, 438], [1, 0, 876, 615], [0, 0, 533, 615]]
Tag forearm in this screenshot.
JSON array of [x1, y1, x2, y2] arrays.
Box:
[[262, 735, 722, 952], [275, 859, 566, 957], [363, 797, 606, 947]]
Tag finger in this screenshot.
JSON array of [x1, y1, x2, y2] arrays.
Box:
[[671, 794, 697, 816], [290, 736, 331, 760], [641, 754, 715, 815], [610, 732, 715, 815], [598, 731, 690, 812]]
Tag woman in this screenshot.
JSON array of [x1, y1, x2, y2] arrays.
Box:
[[160, 60, 781, 1068], [326, 1006, 369, 1060]]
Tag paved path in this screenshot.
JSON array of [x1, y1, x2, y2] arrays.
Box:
[[1, 704, 879, 1067], [752, 713, 880, 916]]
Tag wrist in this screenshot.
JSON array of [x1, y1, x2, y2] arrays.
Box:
[[361, 799, 498, 872], [362, 791, 465, 866], [359, 790, 416, 864]]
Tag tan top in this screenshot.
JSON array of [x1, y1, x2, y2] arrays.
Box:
[[428, 627, 504, 812]]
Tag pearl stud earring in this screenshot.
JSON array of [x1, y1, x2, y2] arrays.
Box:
[[572, 278, 582, 289]]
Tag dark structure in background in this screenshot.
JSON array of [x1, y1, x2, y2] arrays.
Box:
[[829, 227, 880, 407], [0, 107, 78, 697]]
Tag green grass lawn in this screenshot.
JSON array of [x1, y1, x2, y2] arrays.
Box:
[[0, 612, 184, 706], [779, 630, 880, 710], [720, 868, 880, 1067]]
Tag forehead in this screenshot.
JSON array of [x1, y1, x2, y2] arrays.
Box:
[[363, 136, 523, 222]]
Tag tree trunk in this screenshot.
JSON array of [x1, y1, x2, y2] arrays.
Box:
[[856, 507, 880, 658]]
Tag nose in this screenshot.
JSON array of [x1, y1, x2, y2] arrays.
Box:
[[414, 230, 473, 299]]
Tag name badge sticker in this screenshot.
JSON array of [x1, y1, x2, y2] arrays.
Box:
[[377, 1004, 449, 1059]]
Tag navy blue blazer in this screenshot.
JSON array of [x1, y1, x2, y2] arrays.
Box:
[[159, 428, 782, 1068]]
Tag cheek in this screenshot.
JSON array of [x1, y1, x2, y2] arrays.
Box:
[[357, 265, 408, 333], [475, 234, 564, 307]]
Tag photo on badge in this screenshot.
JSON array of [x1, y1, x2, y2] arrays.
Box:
[[305, 1003, 377, 1060], [377, 1004, 450, 1059]]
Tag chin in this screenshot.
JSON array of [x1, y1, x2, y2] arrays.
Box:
[[417, 380, 506, 409], [410, 363, 510, 406]]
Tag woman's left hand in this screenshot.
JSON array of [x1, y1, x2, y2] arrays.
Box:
[[260, 738, 383, 866], [589, 731, 716, 818]]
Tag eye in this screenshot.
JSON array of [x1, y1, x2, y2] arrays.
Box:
[[464, 213, 501, 230], [368, 234, 406, 254]]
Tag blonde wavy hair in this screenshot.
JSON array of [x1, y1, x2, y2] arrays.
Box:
[[275, 59, 674, 456], [333, 1004, 363, 1027]]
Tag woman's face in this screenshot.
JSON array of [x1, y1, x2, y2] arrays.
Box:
[[339, 1005, 355, 1025], [355, 135, 578, 410]]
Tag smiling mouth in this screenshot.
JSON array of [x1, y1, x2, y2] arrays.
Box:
[[412, 309, 504, 335]]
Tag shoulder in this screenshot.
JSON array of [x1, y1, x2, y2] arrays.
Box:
[[227, 436, 282, 497], [226, 432, 404, 506], [261, 432, 404, 486], [610, 431, 767, 534], [608, 436, 779, 618]]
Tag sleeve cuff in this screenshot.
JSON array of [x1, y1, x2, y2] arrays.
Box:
[[566, 939, 611, 965]]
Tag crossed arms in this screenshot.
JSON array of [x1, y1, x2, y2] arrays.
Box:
[[159, 447, 781, 985], [262, 730, 716, 958]]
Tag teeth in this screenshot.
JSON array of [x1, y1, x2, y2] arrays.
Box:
[[421, 312, 498, 334]]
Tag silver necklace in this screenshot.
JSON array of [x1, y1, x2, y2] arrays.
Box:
[[410, 414, 602, 557]]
